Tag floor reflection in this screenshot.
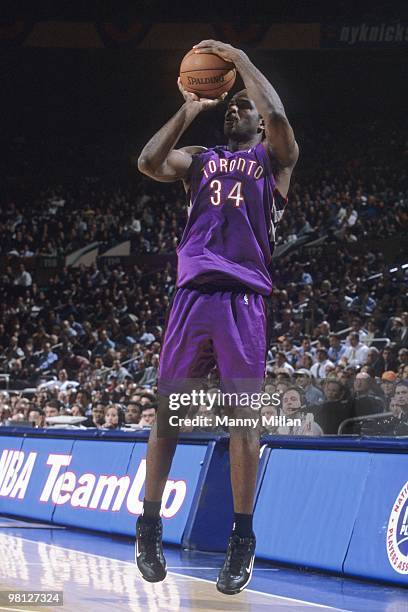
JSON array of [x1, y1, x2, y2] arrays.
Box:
[[0, 532, 324, 611]]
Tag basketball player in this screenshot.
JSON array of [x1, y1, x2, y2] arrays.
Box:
[[136, 40, 299, 595]]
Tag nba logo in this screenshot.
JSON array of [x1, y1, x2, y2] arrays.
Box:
[[387, 482, 408, 574], [244, 294, 249, 305]]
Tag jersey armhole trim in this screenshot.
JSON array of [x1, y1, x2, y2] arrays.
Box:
[[273, 187, 288, 205]]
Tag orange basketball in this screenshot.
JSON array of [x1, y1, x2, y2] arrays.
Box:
[[179, 50, 236, 100]]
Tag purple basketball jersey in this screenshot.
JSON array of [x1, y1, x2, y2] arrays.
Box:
[[176, 141, 284, 295]]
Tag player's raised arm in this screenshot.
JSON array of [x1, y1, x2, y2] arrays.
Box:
[[137, 79, 226, 183], [193, 41, 299, 169]]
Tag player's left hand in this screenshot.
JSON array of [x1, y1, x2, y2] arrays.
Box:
[[177, 77, 228, 110], [193, 40, 245, 64]]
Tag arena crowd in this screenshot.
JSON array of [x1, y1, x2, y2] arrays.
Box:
[[0, 117, 407, 436]]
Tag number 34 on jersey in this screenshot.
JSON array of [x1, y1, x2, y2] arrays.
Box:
[[210, 180, 244, 208]]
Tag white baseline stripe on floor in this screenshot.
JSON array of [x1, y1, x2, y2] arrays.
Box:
[[167, 566, 280, 571]]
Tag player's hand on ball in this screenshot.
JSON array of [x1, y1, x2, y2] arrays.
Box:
[[177, 77, 227, 110], [193, 40, 244, 64]]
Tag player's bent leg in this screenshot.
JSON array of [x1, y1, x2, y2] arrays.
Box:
[[136, 287, 215, 583], [216, 411, 260, 595]]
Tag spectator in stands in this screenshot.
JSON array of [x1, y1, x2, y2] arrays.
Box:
[[138, 354, 159, 388], [14, 263, 32, 287], [5, 336, 25, 362], [92, 329, 115, 356], [364, 346, 382, 374], [138, 404, 157, 427], [75, 389, 92, 413], [44, 399, 61, 420], [342, 333, 369, 367], [13, 397, 30, 417], [139, 324, 155, 345], [297, 351, 314, 371], [293, 369, 324, 405], [273, 351, 295, 375], [362, 382, 408, 436], [124, 402, 141, 425], [399, 312, 408, 348], [388, 317, 404, 345], [389, 395, 401, 417], [349, 287, 377, 315], [139, 391, 156, 407], [39, 368, 79, 392], [28, 407, 45, 428], [375, 346, 399, 376], [62, 348, 90, 372], [310, 348, 334, 379], [35, 341, 59, 374], [85, 403, 106, 428], [398, 348, 408, 370], [102, 404, 124, 429], [351, 372, 385, 417], [278, 386, 323, 436], [399, 364, 408, 381], [282, 337, 298, 367], [348, 317, 368, 345], [0, 324, 10, 350], [0, 407, 11, 425], [107, 359, 131, 383], [381, 371, 397, 409], [316, 321, 331, 341], [392, 382, 408, 420], [314, 379, 354, 434], [131, 358, 147, 384], [71, 403, 86, 417], [295, 336, 316, 365], [364, 319, 379, 347], [327, 334, 346, 364]]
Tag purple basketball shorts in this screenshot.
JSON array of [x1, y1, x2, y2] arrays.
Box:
[[157, 286, 267, 396]]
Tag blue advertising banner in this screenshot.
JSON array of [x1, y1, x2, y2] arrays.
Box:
[[51, 439, 135, 533], [0, 434, 209, 545], [0, 437, 75, 521], [254, 449, 371, 572], [0, 434, 26, 515]]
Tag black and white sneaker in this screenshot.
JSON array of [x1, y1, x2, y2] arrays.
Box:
[[135, 516, 167, 583], [216, 533, 256, 595]]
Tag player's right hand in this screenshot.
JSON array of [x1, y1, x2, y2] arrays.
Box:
[[177, 77, 227, 111]]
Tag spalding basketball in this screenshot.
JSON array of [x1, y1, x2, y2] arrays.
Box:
[[179, 50, 236, 99]]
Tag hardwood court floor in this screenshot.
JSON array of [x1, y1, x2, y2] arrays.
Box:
[[0, 518, 406, 612]]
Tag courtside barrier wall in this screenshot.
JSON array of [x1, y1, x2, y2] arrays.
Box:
[[254, 436, 408, 587], [0, 429, 230, 545], [0, 429, 407, 586]]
